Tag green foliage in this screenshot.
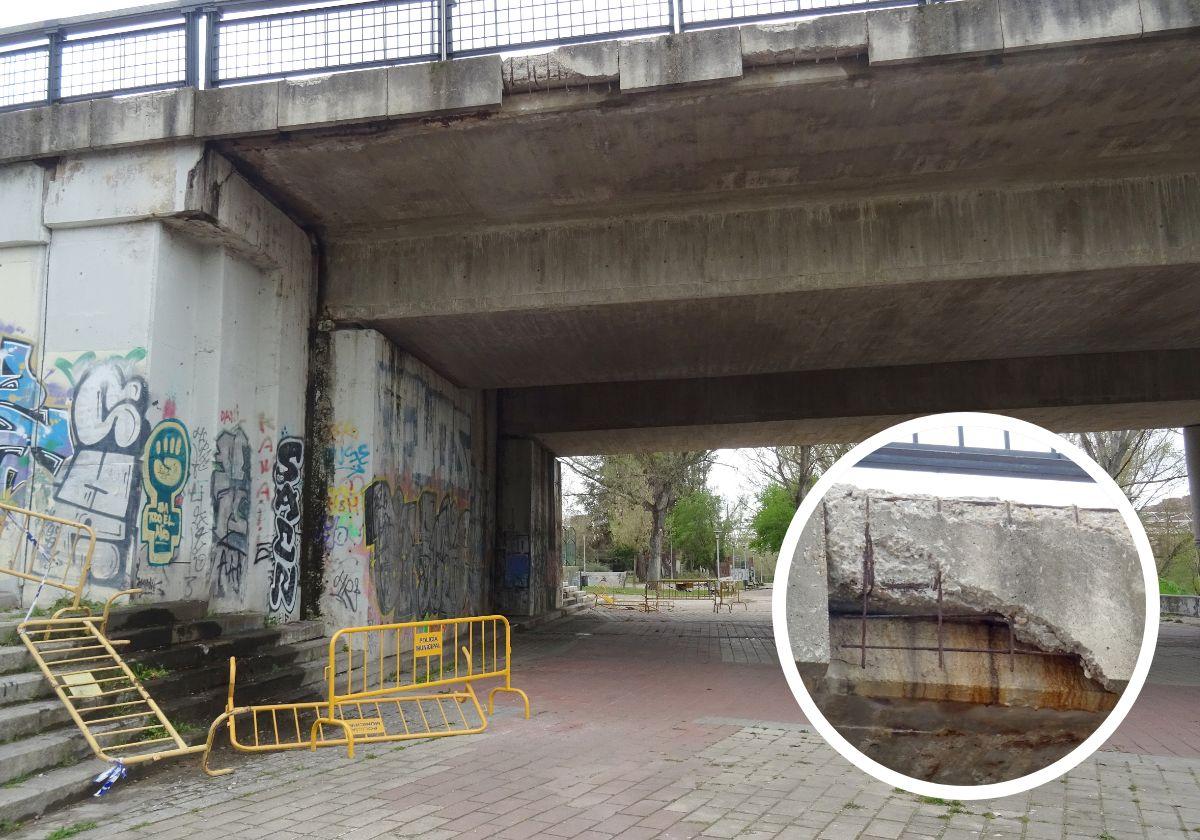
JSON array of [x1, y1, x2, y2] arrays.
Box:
[[1157, 538, 1200, 595], [667, 490, 721, 571], [750, 484, 797, 554], [45, 822, 97, 840], [130, 662, 170, 682]]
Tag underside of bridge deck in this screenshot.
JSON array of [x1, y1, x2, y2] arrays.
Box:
[[209, 21, 1200, 453]]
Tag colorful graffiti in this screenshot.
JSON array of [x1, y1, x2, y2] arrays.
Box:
[[268, 436, 303, 616], [211, 426, 251, 597], [0, 338, 73, 496], [362, 480, 474, 622], [139, 419, 191, 566], [52, 354, 150, 584]]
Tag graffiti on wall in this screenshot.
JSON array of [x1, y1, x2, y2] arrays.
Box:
[[0, 338, 73, 496], [181, 426, 213, 598], [267, 436, 303, 616], [362, 480, 475, 622], [211, 426, 251, 597], [139, 419, 191, 566], [52, 352, 150, 585]]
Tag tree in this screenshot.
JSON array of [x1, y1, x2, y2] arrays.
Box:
[[667, 489, 720, 573], [563, 452, 714, 580], [1067, 429, 1190, 583], [747, 445, 856, 507], [1067, 429, 1186, 511], [749, 483, 797, 554]]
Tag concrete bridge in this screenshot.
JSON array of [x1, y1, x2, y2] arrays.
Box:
[[1, 0, 1198, 627]]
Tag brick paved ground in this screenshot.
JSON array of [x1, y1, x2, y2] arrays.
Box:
[[11, 591, 1200, 840]]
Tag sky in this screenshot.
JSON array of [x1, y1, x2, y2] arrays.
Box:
[[562, 422, 1160, 519], [0, 2, 126, 29]]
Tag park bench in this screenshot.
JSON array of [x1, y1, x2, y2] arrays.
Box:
[[202, 614, 530, 774]]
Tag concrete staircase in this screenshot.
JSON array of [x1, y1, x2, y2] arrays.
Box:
[[561, 584, 588, 611], [0, 601, 328, 828]]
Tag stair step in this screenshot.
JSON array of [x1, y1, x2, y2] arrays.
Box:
[[124, 621, 323, 673], [0, 644, 30, 675], [0, 759, 106, 826], [0, 729, 91, 786], [115, 611, 266, 653], [0, 671, 49, 706], [0, 699, 70, 744], [0, 600, 208, 644]]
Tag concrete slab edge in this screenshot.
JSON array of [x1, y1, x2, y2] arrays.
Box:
[[0, 0, 1193, 162]]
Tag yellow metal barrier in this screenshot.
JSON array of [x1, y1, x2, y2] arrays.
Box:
[[590, 587, 654, 612], [646, 578, 718, 610], [19, 611, 204, 767], [716, 580, 748, 613], [202, 615, 530, 775], [0, 500, 95, 613]]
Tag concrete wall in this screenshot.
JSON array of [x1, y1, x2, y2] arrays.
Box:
[[0, 146, 315, 619], [1162, 595, 1200, 617], [317, 328, 496, 629], [496, 438, 561, 617]]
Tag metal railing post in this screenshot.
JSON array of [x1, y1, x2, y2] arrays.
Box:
[[203, 10, 221, 89], [184, 11, 201, 89], [46, 30, 62, 103], [439, 0, 450, 61]]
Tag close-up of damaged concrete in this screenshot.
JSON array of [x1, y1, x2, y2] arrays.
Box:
[[788, 484, 1145, 785]]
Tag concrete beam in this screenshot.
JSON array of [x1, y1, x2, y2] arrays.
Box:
[[868, 0, 1004, 63], [1000, 0, 1143, 50], [325, 173, 1200, 319], [33, 142, 308, 278], [0, 0, 1193, 166], [620, 29, 743, 91], [279, 69, 388, 130], [0, 163, 48, 246], [388, 55, 503, 117], [498, 349, 1200, 453]]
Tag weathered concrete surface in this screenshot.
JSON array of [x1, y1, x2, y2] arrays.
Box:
[[788, 508, 830, 680], [1162, 595, 1200, 617], [740, 14, 868, 65], [0, 0, 1197, 170], [815, 485, 1145, 692], [387, 55, 503, 117], [619, 29, 743, 91], [503, 42, 619, 92], [867, 0, 1004, 63], [497, 348, 1200, 453], [824, 617, 1116, 711]]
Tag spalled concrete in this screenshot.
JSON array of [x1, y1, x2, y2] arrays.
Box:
[[503, 42, 619, 92], [811, 485, 1145, 692]]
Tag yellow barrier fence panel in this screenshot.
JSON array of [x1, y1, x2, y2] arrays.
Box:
[[0, 500, 96, 613], [328, 614, 530, 719], [646, 578, 719, 610], [203, 615, 531, 775], [20, 614, 204, 767]]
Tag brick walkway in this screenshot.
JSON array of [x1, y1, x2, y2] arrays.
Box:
[[11, 591, 1200, 840]]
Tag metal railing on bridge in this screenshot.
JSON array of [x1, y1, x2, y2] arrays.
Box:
[[0, 0, 929, 112]]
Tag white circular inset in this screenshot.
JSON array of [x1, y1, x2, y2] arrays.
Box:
[[771, 412, 1160, 800]]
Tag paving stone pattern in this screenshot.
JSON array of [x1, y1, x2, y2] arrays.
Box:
[[11, 592, 1200, 840]]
